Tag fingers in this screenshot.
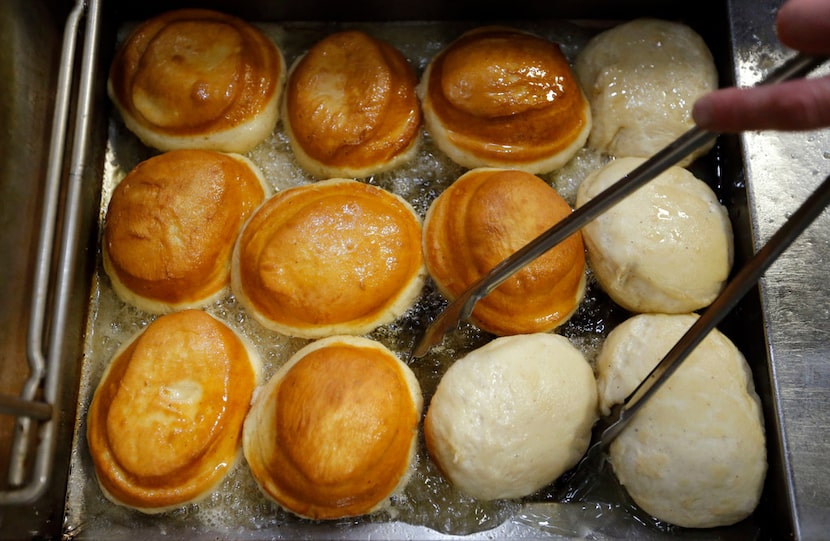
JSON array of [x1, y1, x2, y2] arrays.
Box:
[[693, 75, 830, 132], [777, 0, 830, 55], [693, 0, 830, 133]]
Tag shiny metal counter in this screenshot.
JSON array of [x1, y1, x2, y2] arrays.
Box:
[[729, 0, 830, 538]]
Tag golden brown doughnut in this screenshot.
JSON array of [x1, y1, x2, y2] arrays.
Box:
[[87, 309, 261, 513], [102, 149, 269, 314], [108, 9, 285, 153], [243, 335, 422, 519], [422, 168, 585, 335], [283, 30, 422, 178], [232, 178, 425, 338], [418, 27, 591, 174]]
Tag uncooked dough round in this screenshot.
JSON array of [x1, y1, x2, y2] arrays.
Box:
[[596, 313, 767, 528], [574, 18, 717, 165], [424, 333, 597, 500], [576, 157, 733, 314]]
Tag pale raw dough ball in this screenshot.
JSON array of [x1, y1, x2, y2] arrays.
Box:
[[576, 157, 733, 313], [424, 334, 597, 500], [575, 18, 717, 165], [596, 313, 767, 528]]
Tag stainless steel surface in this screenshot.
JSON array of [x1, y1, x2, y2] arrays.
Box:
[[0, 396, 52, 422], [0, 0, 95, 536], [728, 1, 830, 538], [0, 1, 60, 486], [2, 0, 90, 502]]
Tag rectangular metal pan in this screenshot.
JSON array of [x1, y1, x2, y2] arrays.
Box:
[[2, 0, 826, 538]]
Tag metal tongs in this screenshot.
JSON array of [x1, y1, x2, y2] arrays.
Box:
[[411, 52, 829, 463], [412, 52, 827, 359]]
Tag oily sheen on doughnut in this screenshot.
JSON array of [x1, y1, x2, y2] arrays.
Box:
[[232, 178, 426, 338], [423, 168, 585, 336], [102, 149, 269, 314], [87, 310, 261, 513], [574, 18, 717, 165], [282, 30, 422, 179], [243, 335, 422, 519], [108, 8, 285, 153], [418, 26, 591, 174]]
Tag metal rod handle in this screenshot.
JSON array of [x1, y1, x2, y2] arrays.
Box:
[[1, 0, 101, 504]]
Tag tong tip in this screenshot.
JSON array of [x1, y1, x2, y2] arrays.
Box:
[[409, 333, 434, 359], [409, 313, 450, 359], [409, 293, 472, 359]]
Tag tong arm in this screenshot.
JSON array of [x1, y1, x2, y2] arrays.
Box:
[[410, 52, 828, 359]]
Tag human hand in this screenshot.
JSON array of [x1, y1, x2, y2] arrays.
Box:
[[692, 0, 830, 132]]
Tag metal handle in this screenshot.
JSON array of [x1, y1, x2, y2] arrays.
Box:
[[0, 0, 101, 505]]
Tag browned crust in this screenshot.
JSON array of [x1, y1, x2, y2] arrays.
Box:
[[283, 30, 422, 177], [423, 168, 585, 335], [103, 149, 266, 311], [87, 310, 259, 511]]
